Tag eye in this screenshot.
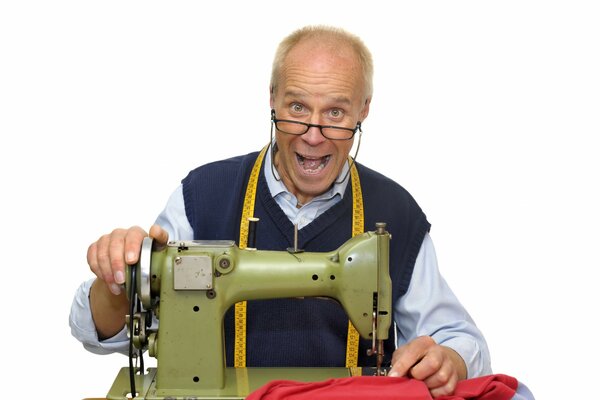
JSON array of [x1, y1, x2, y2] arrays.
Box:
[[290, 103, 304, 113], [328, 108, 345, 120]]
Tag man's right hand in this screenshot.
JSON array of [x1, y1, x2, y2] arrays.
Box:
[[87, 224, 168, 339]]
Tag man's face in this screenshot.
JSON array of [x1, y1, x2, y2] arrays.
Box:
[[270, 40, 370, 205]]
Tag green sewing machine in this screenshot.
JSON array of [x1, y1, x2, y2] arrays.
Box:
[[106, 222, 392, 399]]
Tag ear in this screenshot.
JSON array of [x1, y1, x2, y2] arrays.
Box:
[[360, 97, 371, 121], [269, 85, 275, 109]]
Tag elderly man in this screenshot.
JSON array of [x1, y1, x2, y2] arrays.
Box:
[[71, 25, 491, 397]]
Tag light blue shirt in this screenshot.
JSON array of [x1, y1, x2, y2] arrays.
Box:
[[70, 149, 493, 379]]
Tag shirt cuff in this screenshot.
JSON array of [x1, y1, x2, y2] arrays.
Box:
[[69, 278, 129, 355], [438, 335, 493, 379]]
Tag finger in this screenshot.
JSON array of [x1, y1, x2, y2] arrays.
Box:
[[122, 226, 148, 267], [97, 233, 119, 283], [389, 336, 436, 377], [93, 233, 125, 295], [149, 224, 169, 248], [87, 241, 100, 277], [417, 348, 460, 397], [409, 348, 443, 381], [107, 229, 131, 294], [428, 370, 459, 398], [389, 351, 418, 378]]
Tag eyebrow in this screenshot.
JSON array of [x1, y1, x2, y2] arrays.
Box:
[[283, 90, 353, 106]]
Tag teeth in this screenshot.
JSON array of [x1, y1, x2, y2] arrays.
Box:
[[297, 154, 330, 172]]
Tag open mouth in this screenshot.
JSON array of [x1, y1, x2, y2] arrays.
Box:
[[296, 153, 331, 174]]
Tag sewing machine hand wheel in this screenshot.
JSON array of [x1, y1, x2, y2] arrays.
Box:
[[124, 236, 153, 397]]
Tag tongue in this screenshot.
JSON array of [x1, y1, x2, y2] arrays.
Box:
[[302, 158, 322, 170]]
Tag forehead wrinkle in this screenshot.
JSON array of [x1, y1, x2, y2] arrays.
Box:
[[283, 88, 353, 107], [281, 68, 358, 106], [284, 63, 358, 87]]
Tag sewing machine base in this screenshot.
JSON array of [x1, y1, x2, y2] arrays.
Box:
[[107, 366, 385, 399]]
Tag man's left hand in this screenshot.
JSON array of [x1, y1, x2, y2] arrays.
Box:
[[388, 336, 467, 398]]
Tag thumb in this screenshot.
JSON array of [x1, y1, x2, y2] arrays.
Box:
[[149, 224, 169, 248]]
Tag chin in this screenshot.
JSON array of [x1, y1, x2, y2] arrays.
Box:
[[296, 178, 334, 197]]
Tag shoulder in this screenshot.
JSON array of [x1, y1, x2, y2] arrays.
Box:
[[356, 162, 429, 227], [186, 151, 260, 177], [356, 162, 419, 203], [182, 151, 261, 185]]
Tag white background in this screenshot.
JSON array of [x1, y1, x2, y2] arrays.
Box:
[[1, 1, 598, 399]]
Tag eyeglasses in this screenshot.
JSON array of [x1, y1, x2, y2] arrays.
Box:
[[271, 110, 360, 141]]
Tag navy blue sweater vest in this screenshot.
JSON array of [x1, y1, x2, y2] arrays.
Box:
[[182, 151, 430, 367]]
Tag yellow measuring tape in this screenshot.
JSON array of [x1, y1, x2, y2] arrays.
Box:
[[235, 146, 267, 368], [234, 146, 364, 368], [346, 157, 364, 370]]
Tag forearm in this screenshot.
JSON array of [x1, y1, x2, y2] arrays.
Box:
[[90, 278, 128, 340], [396, 234, 492, 378]]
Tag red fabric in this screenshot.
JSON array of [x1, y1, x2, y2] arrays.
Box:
[[246, 376, 429, 400], [245, 374, 518, 400], [441, 374, 518, 400]]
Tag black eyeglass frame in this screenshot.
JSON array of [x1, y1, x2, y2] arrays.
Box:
[[271, 109, 361, 141]]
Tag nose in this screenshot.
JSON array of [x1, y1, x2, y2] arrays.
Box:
[[301, 125, 326, 145], [301, 116, 327, 145]]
